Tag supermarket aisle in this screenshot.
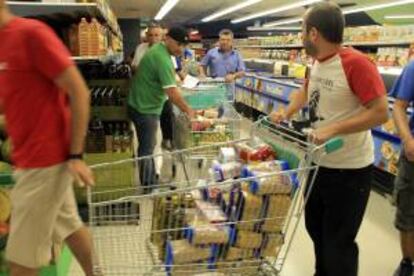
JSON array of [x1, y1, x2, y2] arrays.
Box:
[[70, 118, 401, 275]]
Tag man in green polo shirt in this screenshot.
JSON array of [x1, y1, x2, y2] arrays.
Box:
[[128, 27, 194, 193]]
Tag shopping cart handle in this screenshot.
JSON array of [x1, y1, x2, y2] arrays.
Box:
[[324, 138, 344, 154]]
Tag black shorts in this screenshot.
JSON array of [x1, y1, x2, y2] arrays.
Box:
[[394, 152, 414, 231]]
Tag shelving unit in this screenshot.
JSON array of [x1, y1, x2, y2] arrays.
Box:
[[236, 40, 413, 49], [7, 1, 122, 39]]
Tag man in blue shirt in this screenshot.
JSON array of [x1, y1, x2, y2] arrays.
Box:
[[391, 60, 414, 276], [199, 29, 246, 83]]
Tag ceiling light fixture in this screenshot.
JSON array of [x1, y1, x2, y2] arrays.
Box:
[[154, 0, 180, 21], [202, 0, 263, 23], [247, 26, 302, 31], [263, 17, 303, 27], [260, 0, 414, 28], [343, 0, 414, 15], [231, 0, 322, 24]]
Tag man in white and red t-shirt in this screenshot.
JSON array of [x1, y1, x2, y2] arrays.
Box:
[[0, 2, 94, 276], [271, 2, 388, 276]]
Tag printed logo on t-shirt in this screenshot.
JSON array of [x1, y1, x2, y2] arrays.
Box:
[[309, 89, 324, 125]]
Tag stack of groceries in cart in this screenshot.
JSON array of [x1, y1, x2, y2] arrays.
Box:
[[151, 138, 299, 276], [191, 107, 234, 145]]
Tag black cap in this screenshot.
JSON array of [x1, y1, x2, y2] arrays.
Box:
[[167, 27, 189, 44]]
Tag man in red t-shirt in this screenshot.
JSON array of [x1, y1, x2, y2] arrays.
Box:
[[271, 2, 388, 276], [0, 2, 95, 276]]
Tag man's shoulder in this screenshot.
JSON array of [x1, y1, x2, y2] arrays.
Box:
[[11, 17, 50, 33], [207, 47, 219, 55]]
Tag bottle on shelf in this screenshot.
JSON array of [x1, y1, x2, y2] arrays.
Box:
[[112, 123, 122, 153], [105, 123, 113, 153], [78, 17, 90, 57]]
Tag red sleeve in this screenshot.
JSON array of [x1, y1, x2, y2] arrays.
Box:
[[340, 50, 386, 105], [29, 22, 74, 80]]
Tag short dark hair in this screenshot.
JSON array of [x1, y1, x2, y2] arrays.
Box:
[[303, 2, 345, 44], [219, 29, 234, 38]]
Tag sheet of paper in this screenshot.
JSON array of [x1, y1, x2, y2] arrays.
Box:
[[182, 75, 200, 89]]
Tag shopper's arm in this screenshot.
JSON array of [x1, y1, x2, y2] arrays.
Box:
[[165, 87, 194, 118], [55, 66, 95, 186], [393, 99, 414, 160], [199, 65, 208, 78], [311, 96, 388, 144], [270, 86, 308, 123], [225, 53, 246, 82]]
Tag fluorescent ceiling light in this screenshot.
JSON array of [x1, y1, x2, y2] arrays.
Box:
[[385, 14, 414, 19], [202, 0, 263, 23], [154, 0, 180, 21], [263, 17, 303, 27], [231, 0, 322, 24], [262, 0, 414, 27], [343, 0, 414, 15], [247, 26, 302, 31]]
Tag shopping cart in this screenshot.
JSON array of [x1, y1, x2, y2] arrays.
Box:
[[87, 117, 343, 276], [171, 79, 242, 177]]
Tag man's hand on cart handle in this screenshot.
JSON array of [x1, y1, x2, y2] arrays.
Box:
[[225, 73, 236, 83], [186, 108, 196, 119], [309, 126, 339, 146], [68, 159, 95, 187]]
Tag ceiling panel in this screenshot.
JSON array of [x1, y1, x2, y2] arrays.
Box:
[[110, 0, 412, 27]]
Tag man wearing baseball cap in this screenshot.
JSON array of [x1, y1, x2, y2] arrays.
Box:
[[128, 26, 194, 193]]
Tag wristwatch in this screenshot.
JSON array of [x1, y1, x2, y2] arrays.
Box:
[[68, 154, 84, 160]]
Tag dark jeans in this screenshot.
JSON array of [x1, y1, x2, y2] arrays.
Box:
[[305, 165, 373, 276], [128, 106, 159, 192], [160, 99, 173, 141]]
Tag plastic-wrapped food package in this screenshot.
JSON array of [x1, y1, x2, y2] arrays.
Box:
[[261, 234, 283, 257], [186, 213, 229, 245], [225, 247, 255, 261], [234, 231, 263, 249], [195, 200, 227, 223], [242, 161, 293, 195], [167, 240, 211, 264], [236, 191, 263, 231], [262, 195, 292, 232]]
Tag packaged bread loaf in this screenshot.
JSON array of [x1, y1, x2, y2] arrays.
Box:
[[236, 191, 263, 231], [225, 247, 255, 261], [262, 195, 291, 232], [168, 240, 211, 264], [261, 234, 283, 257], [234, 231, 263, 249], [186, 213, 229, 245]]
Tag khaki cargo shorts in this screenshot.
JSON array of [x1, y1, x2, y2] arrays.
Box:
[[5, 162, 83, 268]]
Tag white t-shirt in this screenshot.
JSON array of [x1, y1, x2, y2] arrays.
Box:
[[131, 43, 149, 68], [307, 48, 385, 169]]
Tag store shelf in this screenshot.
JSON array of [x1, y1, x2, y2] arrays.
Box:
[[378, 66, 403, 76], [7, 1, 122, 39], [71, 52, 123, 63], [236, 84, 290, 104], [237, 40, 413, 49], [343, 41, 413, 47], [237, 44, 303, 49]]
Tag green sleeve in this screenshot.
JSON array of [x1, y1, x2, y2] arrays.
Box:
[[156, 54, 177, 89]]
